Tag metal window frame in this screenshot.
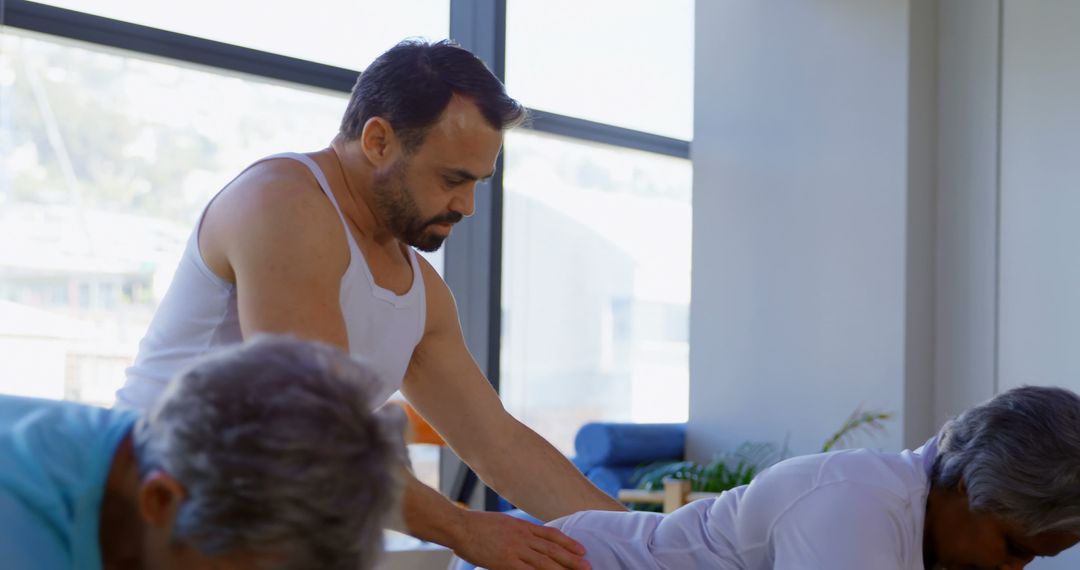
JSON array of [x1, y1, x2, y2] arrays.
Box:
[[442, 0, 508, 512], [1, 1, 689, 158], [2, 0, 692, 512], [1, 1, 358, 91]]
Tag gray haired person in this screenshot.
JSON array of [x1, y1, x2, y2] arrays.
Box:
[[0, 335, 405, 570], [545, 386, 1080, 569], [924, 385, 1080, 568]]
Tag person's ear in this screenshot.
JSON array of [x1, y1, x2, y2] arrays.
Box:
[[138, 471, 185, 528], [360, 117, 399, 166]]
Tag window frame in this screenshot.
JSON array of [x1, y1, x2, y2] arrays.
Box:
[[1, 0, 692, 510]]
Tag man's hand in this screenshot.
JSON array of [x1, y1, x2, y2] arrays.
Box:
[[454, 511, 591, 570]]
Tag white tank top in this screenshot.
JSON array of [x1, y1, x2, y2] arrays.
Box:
[[117, 153, 426, 411]]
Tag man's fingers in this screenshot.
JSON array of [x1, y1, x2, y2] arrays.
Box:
[[456, 512, 591, 570], [521, 545, 575, 570], [528, 539, 591, 570], [531, 525, 587, 556]]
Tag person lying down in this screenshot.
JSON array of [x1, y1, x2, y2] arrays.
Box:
[[550, 386, 1080, 570]]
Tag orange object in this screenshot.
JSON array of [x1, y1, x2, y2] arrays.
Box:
[[386, 400, 446, 446]]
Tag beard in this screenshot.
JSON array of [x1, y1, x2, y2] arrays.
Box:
[[372, 158, 462, 252]]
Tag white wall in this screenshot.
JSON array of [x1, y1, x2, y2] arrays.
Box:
[[691, 1, 1080, 567], [998, 4, 1080, 565], [933, 0, 1000, 428], [903, 0, 938, 450], [998, 1, 1080, 393], [689, 0, 935, 458]]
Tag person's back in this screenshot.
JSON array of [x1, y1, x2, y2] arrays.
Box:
[[0, 396, 137, 570], [550, 445, 934, 569]]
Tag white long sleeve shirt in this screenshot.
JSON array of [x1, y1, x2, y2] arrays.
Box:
[[550, 441, 937, 569]]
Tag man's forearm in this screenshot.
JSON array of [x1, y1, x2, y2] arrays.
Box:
[[468, 419, 626, 521], [399, 469, 466, 547], [399, 469, 593, 569]]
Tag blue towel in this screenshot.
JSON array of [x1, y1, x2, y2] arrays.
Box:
[[574, 422, 686, 468], [571, 455, 591, 473], [585, 466, 638, 498]]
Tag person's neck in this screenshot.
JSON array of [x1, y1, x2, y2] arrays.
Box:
[[328, 136, 398, 248], [99, 434, 145, 570], [922, 484, 957, 570]]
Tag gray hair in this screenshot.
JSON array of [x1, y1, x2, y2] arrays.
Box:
[[133, 335, 407, 570], [932, 385, 1080, 535]]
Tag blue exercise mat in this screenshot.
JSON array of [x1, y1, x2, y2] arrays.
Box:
[[574, 422, 685, 468]]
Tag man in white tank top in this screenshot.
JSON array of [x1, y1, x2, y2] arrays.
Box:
[[118, 40, 624, 569]]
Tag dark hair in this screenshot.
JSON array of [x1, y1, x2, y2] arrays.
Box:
[[339, 39, 526, 151]]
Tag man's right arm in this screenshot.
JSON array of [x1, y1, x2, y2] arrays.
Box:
[[198, 163, 352, 347], [401, 470, 591, 570], [200, 168, 590, 569]]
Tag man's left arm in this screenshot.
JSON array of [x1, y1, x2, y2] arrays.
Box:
[[401, 260, 625, 522]]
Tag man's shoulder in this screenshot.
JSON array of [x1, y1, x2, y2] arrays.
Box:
[[0, 399, 105, 568], [716, 450, 928, 569], [0, 396, 136, 453], [814, 448, 926, 495], [0, 395, 133, 435], [413, 252, 456, 326], [0, 397, 135, 514], [744, 448, 927, 514], [217, 157, 338, 224], [414, 253, 449, 294], [204, 155, 348, 266]]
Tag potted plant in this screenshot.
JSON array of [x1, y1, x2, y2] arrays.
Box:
[[627, 407, 892, 511]]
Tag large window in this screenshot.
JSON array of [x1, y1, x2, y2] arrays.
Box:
[[1, 0, 691, 494], [0, 29, 343, 404], [32, 0, 449, 71], [506, 0, 694, 140], [0, 5, 446, 488], [499, 1, 694, 453], [501, 131, 692, 452]]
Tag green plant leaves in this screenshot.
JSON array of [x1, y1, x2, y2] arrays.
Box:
[[624, 407, 894, 511]]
